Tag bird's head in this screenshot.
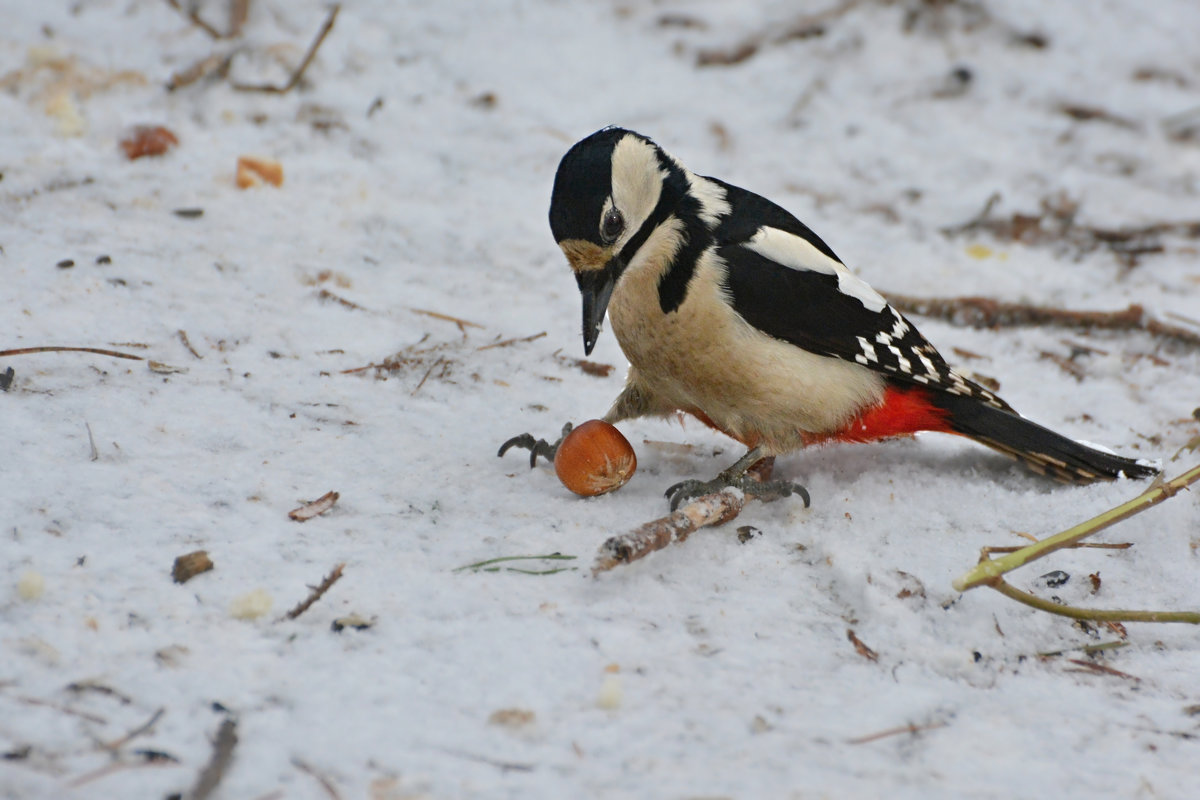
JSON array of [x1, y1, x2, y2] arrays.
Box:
[[548, 127, 683, 355]]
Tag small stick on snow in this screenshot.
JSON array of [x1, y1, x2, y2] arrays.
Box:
[[315, 289, 365, 310], [847, 721, 947, 745], [178, 329, 203, 359], [0, 346, 143, 360], [166, 51, 235, 91], [231, 5, 340, 93], [882, 295, 1200, 349], [476, 331, 548, 351], [846, 629, 879, 662], [103, 707, 166, 751], [292, 758, 342, 800], [16, 696, 107, 724], [410, 356, 445, 396], [411, 308, 485, 336], [288, 491, 339, 521], [592, 489, 745, 574], [164, 0, 224, 38], [189, 718, 238, 800], [1065, 658, 1140, 682], [283, 563, 345, 621]]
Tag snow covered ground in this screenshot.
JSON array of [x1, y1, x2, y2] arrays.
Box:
[[3, 1, 1200, 797]]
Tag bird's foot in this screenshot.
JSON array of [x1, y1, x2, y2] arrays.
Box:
[[665, 468, 810, 512], [497, 423, 573, 467]]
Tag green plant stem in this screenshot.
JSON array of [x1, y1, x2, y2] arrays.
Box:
[[954, 462, 1200, 592], [989, 577, 1200, 624]]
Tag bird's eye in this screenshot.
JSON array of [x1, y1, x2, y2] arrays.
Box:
[[600, 209, 625, 243]]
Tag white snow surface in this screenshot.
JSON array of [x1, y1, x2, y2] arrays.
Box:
[[3, 1, 1200, 798]]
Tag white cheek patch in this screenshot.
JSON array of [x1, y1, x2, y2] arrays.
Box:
[[745, 226, 888, 313], [610, 135, 666, 247]]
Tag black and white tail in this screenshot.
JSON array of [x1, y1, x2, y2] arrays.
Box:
[[934, 393, 1159, 484]]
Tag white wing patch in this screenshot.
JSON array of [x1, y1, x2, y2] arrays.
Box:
[[745, 226, 887, 313], [685, 173, 731, 228]]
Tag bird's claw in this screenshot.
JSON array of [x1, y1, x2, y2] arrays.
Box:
[[497, 423, 574, 468], [664, 473, 810, 512]]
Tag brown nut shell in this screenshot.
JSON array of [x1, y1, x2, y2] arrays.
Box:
[[554, 420, 637, 496]]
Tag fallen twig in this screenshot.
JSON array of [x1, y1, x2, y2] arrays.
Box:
[[283, 563, 345, 620], [554, 349, 615, 377], [104, 707, 165, 752], [846, 629, 879, 662], [883, 295, 1200, 350], [1057, 102, 1139, 129], [338, 336, 459, 387], [66, 681, 133, 705], [454, 553, 577, 575], [847, 721, 947, 745], [178, 329, 203, 359], [189, 718, 238, 800], [0, 346, 144, 360], [165, 0, 224, 38], [287, 490, 339, 521], [1037, 640, 1129, 658], [476, 331, 547, 351], [292, 757, 341, 800], [411, 308, 484, 336], [16, 696, 106, 724], [166, 51, 236, 91], [439, 747, 534, 773], [316, 289, 365, 310], [953, 462, 1200, 625], [1065, 658, 1140, 682], [410, 356, 445, 396], [939, 192, 1200, 267], [592, 489, 746, 574], [695, 0, 860, 67], [231, 5, 340, 93]]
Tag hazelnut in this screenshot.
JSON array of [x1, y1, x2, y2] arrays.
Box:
[[554, 420, 636, 496]]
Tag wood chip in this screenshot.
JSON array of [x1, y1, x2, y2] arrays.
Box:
[[148, 360, 188, 374], [236, 155, 284, 188], [172, 550, 214, 584], [120, 125, 178, 159], [288, 491, 339, 521]]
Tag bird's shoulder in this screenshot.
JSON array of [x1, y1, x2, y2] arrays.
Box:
[[701, 179, 1006, 408], [705, 178, 839, 259]]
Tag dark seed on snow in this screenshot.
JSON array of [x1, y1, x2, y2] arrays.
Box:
[[1038, 570, 1070, 588]]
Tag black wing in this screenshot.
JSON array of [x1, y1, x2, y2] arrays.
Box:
[[712, 181, 1007, 409]]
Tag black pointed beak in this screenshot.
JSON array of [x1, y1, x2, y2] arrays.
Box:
[[578, 262, 619, 356]]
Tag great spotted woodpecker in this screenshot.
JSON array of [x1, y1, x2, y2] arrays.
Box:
[[502, 127, 1159, 508]]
